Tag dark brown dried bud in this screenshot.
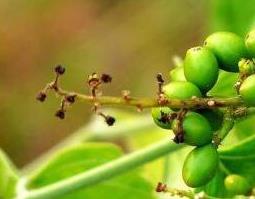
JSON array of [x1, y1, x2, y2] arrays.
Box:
[[100, 74, 112, 83], [55, 109, 65, 119], [36, 92, 47, 102], [66, 94, 76, 104], [88, 73, 100, 87], [156, 182, 167, 192], [105, 115, 116, 126], [173, 133, 184, 144], [55, 65, 65, 75], [156, 73, 164, 83]]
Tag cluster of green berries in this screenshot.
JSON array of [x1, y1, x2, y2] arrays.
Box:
[[151, 30, 255, 191]]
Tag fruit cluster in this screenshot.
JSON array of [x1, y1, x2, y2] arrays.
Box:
[[151, 30, 255, 191]]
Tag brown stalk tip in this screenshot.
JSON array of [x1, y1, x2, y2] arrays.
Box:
[[105, 115, 116, 126], [54, 65, 65, 75], [36, 92, 47, 102], [173, 133, 184, 144], [101, 74, 112, 83], [66, 94, 76, 104], [156, 182, 167, 192], [55, 109, 65, 119], [156, 73, 164, 83]]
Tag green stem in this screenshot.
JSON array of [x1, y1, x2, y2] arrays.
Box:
[[55, 87, 243, 109], [23, 139, 184, 199]]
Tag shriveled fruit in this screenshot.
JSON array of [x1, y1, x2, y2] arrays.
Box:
[[172, 112, 213, 146], [182, 144, 219, 188], [163, 81, 202, 100], [204, 32, 248, 72], [240, 74, 255, 106], [197, 109, 223, 131], [151, 107, 172, 129], [245, 29, 255, 57], [169, 66, 186, 81], [184, 46, 219, 92], [224, 174, 251, 195]]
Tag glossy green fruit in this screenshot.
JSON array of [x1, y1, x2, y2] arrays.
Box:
[[240, 74, 255, 106], [163, 81, 202, 100], [151, 107, 172, 129], [205, 32, 248, 72], [169, 66, 186, 81], [198, 109, 223, 131], [172, 112, 213, 146], [184, 46, 219, 92], [182, 144, 219, 188], [245, 29, 255, 57], [224, 174, 251, 195]]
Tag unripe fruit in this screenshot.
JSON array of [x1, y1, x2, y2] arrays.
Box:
[[197, 109, 223, 131], [224, 174, 251, 195], [172, 112, 213, 146], [184, 46, 219, 92], [163, 81, 202, 100], [245, 29, 255, 57], [240, 74, 255, 106], [151, 107, 172, 129], [205, 32, 248, 72], [169, 66, 186, 82], [182, 144, 219, 188]]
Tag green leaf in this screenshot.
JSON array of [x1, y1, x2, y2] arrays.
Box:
[[27, 143, 156, 199], [210, 0, 255, 36], [0, 149, 19, 199], [208, 70, 238, 97], [219, 134, 255, 185]]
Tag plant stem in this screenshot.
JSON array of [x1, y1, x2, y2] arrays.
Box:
[[23, 139, 185, 199], [54, 87, 243, 109]]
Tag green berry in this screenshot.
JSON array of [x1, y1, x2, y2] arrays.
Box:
[[240, 74, 255, 106], [169, 66, 186, 81], [151, 107, 172, 129], [163, 81, 202, 100], [224, 174, 251, 195], [184, 46, 219, 92], [204, 32, 248, 72], [182, 144, 219, 188], [197, 109, 223, 131], [172, 112, 213, 146], [245, 29, 255, 57]]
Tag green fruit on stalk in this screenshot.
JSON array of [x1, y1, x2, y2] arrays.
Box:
[[172, 112, 213, 146], [184, 46, 219, 92], [245, 29, 255, 57], [163, 81, 202, 100], [151, 107, 172, 129], [169, 66, 186, 81], [240, 74, 255, 106], [205, 32, 248, 72], [224, 174, 251, 195], [182, 144, 219, 188], [198, 109, 223, 131]]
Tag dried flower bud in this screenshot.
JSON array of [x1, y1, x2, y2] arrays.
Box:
[[88, 73, 100, 87], [66, 94, 76, 104], [36, 92, 47, 102], [100, 74, 112, 83], [156, 182, 167, 192], [55, 109, 65, 119], [55, 65, 65, 75], [156, 73, 164, 83], [105, 115, 116, 126]]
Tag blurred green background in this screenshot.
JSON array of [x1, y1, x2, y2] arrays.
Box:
[[0, 0, 255, 167]]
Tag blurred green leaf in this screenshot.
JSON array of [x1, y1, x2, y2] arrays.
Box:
[[219, 134, 255, 185], [208, 70, 238, 97], [210, 0, 255, 36], [27, 143, 156, 199], [0, 149, 19, 199]]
